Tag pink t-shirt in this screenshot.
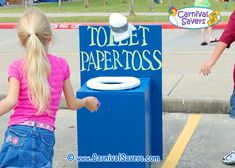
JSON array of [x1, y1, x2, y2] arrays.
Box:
[[7, 54, 70, 128]]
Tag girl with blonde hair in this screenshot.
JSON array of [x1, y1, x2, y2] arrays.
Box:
[[0, 8, 99, 167]]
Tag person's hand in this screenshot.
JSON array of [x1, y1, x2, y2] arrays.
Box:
[[84, 96, 100, 112], [200, 60, 214, 76]]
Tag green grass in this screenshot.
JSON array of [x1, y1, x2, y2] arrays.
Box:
[[0, 0, 234, 13], [0, 16, 168, 22], [0, 15, 230, 23], [48, 15, 170, 22]]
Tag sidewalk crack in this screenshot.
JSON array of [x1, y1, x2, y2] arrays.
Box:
[[167, 75, 184, 96]]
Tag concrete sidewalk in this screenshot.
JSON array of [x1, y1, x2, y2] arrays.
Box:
[[0, 29, 233, 114]]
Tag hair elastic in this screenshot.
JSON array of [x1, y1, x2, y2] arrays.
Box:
[[29, 32, 36, 36]]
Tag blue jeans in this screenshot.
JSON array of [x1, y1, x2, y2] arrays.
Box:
[[0, 125, 55, 168], [230, 89, 235, 118]]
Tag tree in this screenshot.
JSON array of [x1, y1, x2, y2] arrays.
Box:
[[24, 0, 33, 10], [104, 0, 108, 5], [148, 0, 154, 11], [58, 0, 62, 11], [84, 0, 109, 8], [129, 0, 135, 16], [84, 0, 88, 8]]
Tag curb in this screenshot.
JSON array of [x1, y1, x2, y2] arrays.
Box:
[[0, 93, 229, 113], [163, 97, 230, 114], [0, 22, 228, 29]]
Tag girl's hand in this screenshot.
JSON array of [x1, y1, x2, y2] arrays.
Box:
[[84, 96, 100, 112], [200, 60, 214, 76]]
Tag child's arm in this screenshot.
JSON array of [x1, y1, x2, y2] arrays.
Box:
[[200, 11, 235, 76], [63, 78, 99, 112], [0, 78, 20, 117], [200, 42, 227, 76]]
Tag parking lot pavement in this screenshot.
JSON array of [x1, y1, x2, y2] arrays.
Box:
[[1, 111, 235, 168], [1, 29, 235, 168], [154, 113, 235, 168]]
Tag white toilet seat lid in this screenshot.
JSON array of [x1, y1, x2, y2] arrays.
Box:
[[86, 76, 141, 91]]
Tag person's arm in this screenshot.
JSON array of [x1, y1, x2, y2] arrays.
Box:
[[63, 78, 99, 112], [200, 11, 235, 76], [200, 42, 227, 76], [0, 78, 20, 117]]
